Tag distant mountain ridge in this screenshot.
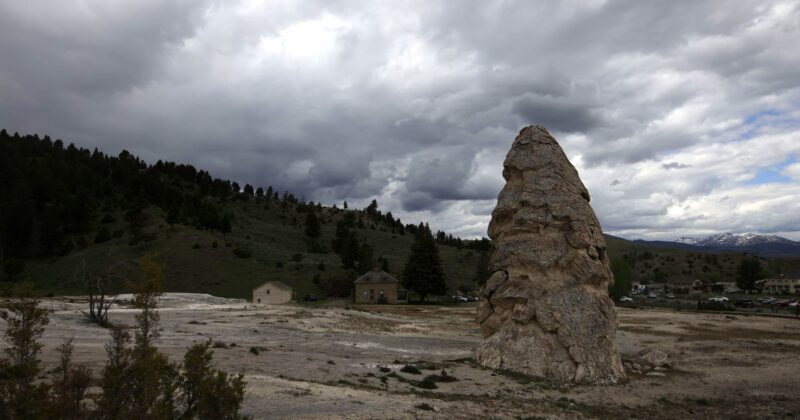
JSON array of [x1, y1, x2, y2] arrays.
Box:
[[631, 232, 800, 256], [675, 232, 795, 247]]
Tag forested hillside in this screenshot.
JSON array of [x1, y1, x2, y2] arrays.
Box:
[[0, 129, 490, 298]]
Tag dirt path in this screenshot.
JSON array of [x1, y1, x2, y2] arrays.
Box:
[[2, 296, 799, 419]]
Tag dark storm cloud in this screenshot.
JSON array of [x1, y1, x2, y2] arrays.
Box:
[[1, 0, 799, 239], [511, 95, 600, 133]]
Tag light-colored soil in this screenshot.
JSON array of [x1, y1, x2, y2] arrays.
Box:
[[3, 295, 800, 419]]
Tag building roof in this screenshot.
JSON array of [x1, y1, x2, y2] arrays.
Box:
[[354, 270, 399, 284], [253, 281, 292, 291]]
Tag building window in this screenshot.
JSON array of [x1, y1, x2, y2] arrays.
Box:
[[379, 290, 385, 296], [258, 299, 261, 303], [267, 289, 270, 294]]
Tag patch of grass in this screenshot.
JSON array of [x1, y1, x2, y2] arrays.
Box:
[[378, 366, 391, 373], [327, 360, 336, 365], [249, 346, 268, 355], [414, 402, 435, 411], [187, 320, 207, 325], [400, 365, 421, 374], [212, 341, 228, 349], [424, 371, 458, 383], [413, 377, 438, 389], [695, 398, 711, 406]]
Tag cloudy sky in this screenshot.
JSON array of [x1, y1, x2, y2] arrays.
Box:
[[2, 0, 799, 240]]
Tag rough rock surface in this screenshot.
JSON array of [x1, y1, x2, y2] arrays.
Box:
[[475, 125, 626, 384], [640, 349, 669, 367]]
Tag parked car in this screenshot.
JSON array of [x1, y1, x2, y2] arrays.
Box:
[[734, 299, 755, 308], [665, 293, 675, 299], [468, 296, 479, 302], [451, 295, 468, 303], [708, 296, 729, 303], [620, 296, 634, 302], [758, 297, 777, 304], [789, 301, 799, 307], [775, 299, 793, 307], [647, 293, 657, 299], [303, 294, 318, 302]]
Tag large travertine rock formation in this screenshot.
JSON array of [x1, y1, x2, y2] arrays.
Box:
[[475, 125, 625, 384]]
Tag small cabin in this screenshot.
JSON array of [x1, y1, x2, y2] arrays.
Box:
[[252, 281, 293, 305], [354, 269, 399, 304]]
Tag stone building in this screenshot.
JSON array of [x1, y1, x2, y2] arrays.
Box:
[[252, 281, 294, 304], [762, 278, 800, 295], [354, 269, 398, 304]]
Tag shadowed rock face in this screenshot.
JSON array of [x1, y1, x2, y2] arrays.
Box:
[[475, 125, 625, 384]]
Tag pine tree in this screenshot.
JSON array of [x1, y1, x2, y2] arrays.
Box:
[[401, 224, 447, 302], [358, 243, 374, 274], [304, 211, 321, 239], [472, 251, 490, 287], [165, 206, 180, 226], [339, 233, 360, 270], [736, 256, 763, 292], [0, 284, 52, 418], [609, 257, 633, 301]]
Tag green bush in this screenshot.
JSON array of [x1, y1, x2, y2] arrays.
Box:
[[413, 378, 437, 389], [232, 246, 252, 259], [400, 365, 421, 374], [94, 227, 112, 244]]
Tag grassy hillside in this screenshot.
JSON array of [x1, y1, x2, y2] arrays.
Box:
[[15, 204, 800, 299], [17, 198, 483, 299]]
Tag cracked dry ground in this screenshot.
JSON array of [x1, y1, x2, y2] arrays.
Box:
[[4, 298, 800, 419]]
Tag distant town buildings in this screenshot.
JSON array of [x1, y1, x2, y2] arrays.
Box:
[[762, 278, 800, 295]]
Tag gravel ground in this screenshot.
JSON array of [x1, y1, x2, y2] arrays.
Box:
[[2, 294, 799, 419]]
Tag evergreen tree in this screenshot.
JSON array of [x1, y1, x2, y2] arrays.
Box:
[[736, 256, 763, 292], [255, 187, 264, 197], [609, 257, 633, 301], [166, 206, 180, 226], [243, 184, 254, 196], [339, 233, 360, 270], [304, 211, 321, 239], [401, 224, 447, 302], [0, 283, 51, 418], [358, 243, 374, 274], [472, 251, 490, 287]]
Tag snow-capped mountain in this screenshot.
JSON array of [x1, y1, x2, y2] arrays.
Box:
[[676, 232, 794, 247], [670, 233, 800, 256]]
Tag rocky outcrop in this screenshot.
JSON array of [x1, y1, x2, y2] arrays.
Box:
[[475, 125, 625, 384]]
